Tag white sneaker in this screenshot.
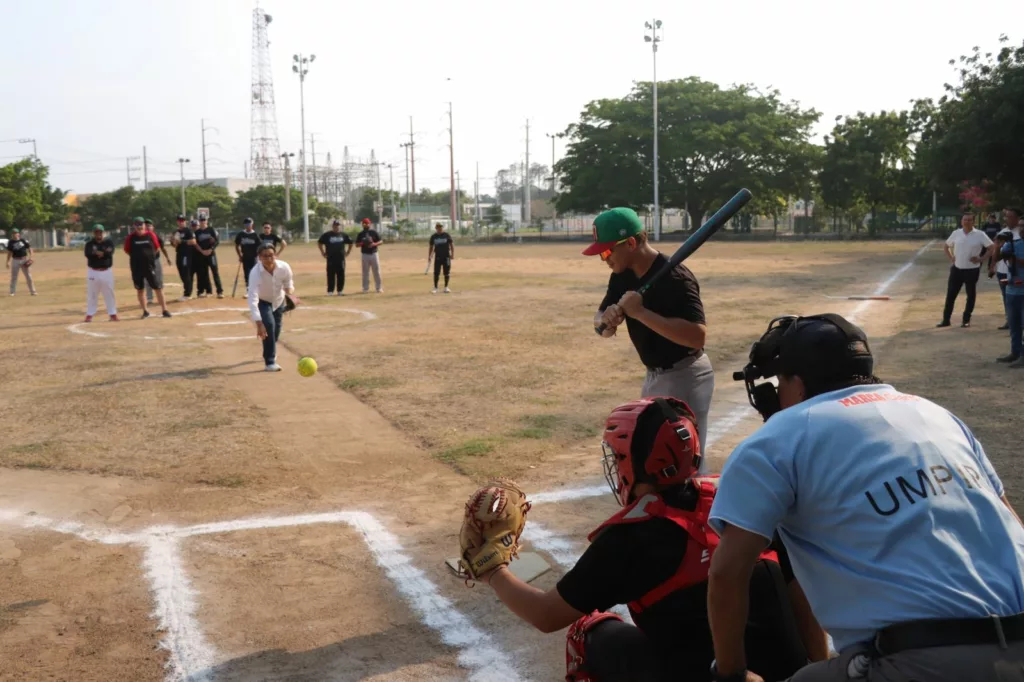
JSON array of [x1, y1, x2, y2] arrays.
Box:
[[177, 296, 190, 302], [336, 292, 344, 296], [265, 363, 282, 372], [431, 288, 438, 294], [444, 287, 451, 293], [376, 289, 383, 294]]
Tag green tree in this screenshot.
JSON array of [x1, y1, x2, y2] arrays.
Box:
[[915, 37, 1024, 205], [129, 188, 184, 230], [233, 185, 305, 227], [555, 77, 821, 227], [185, 185, 233, 225], [0, 158, 69, 232], [355, 189, 401, 225], [77, 186, 138, 232]]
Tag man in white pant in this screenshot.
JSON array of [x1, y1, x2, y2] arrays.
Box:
[[83, 224, 118, 322]]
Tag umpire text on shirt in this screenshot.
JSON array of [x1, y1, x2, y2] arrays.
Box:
[[586, 207, 714, 462], [939, 212, 994, 328]]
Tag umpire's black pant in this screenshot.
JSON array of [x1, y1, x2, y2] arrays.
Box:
[[326, 256, 346, 293], [175, 250, 193, 297], [942, 265, 981, 324], [193, 253, 224, 296], [433, 255, 451, 288]]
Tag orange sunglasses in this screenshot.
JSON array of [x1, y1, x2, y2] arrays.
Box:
[[599, 237, 633, 261]]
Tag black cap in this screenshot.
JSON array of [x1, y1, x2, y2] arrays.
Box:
[[332, 219, 341, 225], [243, 217, 253, 224], [779, 314, 873, 385], [177, 214, 186, 221], [190, 219, 199, 226]]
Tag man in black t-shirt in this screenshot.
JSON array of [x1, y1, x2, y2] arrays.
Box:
[[586, 207, 714, 458], [982, 212, 1003, 275], [170, 214, 196, 300], [356, 217, 383, 293], [83, 223, 118, 321], [5, 227, 36, 296], [317, 219, 353, 295], [260, 221, 286, 255], [123, 217, 171, 318], [193, 216, 223, 298], [234, 217, 262, 291], [476, 398, 823, 682], [428, 222, 454, 293]]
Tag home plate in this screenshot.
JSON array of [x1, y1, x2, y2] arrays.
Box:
[[445, 552, 551, 583]]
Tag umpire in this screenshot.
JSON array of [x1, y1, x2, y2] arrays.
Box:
[[234, 217, 261, 291], [587, 207, 714, 460], [708, 313, 1024, 682], [317, 219, 353, 295]]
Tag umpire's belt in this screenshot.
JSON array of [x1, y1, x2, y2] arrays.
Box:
[[646, 350, 704, 373], [874, 612, 1024, 655]]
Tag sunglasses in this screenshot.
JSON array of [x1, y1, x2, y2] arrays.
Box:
[[599, 237, 632, 261]]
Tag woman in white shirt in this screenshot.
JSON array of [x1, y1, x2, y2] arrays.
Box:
[[247, 245, 296, 372]]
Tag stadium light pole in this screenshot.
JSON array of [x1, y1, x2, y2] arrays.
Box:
[[644, 19, 662, 241], [177, 158, 190, 215], [280, 152, 295, 222], [292, 53, 315, 243]]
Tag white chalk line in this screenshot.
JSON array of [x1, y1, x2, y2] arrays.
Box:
[[66, 305, 378, 342], [0, 508, 521, 682], [521, 241, 936, 590]]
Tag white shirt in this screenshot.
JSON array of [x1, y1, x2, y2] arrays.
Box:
[[996, 227, 1022, 275], [247, 259, 294, 321], [945, 228, 992, 269]]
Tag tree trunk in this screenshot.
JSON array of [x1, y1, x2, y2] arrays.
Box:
[[687, 206, 705, 231]]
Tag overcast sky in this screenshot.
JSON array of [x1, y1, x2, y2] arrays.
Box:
[[0, 0, 1019, 197]]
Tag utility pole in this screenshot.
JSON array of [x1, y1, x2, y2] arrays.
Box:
[[292, 52, 316, 243], [281, 152, 294, 221], [545, 133, 557, 192], [18, 138, 37, 158], [644, 19, 663, 241], [387, 163, 396, 226], [456, 170, 462, 232], [143, 146, 148, 189], [200, 119, 218, 181], [176, 158, 191, 215], [409, 116, 416, 193], [401, 142, 411, 223], [374, 154, 383, 228], [475, 161, 481, 236], [524, 119, 531, 229], [125, 156, 140, 187], [447, 103, 456, 231]]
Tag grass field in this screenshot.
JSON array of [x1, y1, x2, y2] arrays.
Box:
[[0, 237, 1018, 681]]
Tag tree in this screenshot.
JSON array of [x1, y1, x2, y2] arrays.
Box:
[[915, 36, 1024, 205], [354, 188, 401, 225], [555, 77, 821, 227], [0, 158, 69, 232], [820, 111, 916, 231], [185, 185, 233, 225], [77, 186, 138, 232], [233, 185, 306, 227], [484, 203, 506, 228], [129, 188, 184, 229]]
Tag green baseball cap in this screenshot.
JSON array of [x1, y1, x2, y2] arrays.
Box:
[[582, 207, 644, 256], [92, 223, 105, 232], [132, 216, 145, 224]]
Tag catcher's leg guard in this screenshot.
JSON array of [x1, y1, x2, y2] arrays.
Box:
[[565, 611, 623, 682]]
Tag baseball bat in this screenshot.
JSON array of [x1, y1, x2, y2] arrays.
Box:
[[231, 261, 241, 298], [424, 257, 431, 275], [595, 187, 753, 336]]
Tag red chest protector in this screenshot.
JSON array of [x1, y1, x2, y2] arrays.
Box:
[[587, 476, 778, 614]]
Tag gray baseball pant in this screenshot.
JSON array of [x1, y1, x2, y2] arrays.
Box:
[[785, 640, 1024, 681], [9, 258, 35, 295], [641, 352, 715, 470], [361, 253, 382, 292]]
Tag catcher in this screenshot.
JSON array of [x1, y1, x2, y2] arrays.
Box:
[[457, 398, 827, 682]]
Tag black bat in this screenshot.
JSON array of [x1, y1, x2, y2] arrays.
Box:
[[231, 261, 242, 298], [595, 188, 753, 335]]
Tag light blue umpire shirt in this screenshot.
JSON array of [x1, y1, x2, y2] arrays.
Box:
[[708, 384, 1024, 653]]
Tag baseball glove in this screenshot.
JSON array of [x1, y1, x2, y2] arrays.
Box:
[[457, 478, 531, 585], [284, 293, 302, 312], [22, 259, 33, 268]]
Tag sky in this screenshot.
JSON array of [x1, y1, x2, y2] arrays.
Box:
[[0, 0, 1020, 197]]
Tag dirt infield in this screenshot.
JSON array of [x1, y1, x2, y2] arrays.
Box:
[[0, 238, 1018, 681]]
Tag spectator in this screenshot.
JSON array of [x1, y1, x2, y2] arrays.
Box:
[[997, 207, 1024, 366], [938, 212, 994, 328]]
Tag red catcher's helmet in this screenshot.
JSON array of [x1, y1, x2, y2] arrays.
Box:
[[601, 397, 702, 506], [362, 218, 371, 225]]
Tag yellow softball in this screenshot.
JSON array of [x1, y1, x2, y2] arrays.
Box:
[[297, 356, 318, 377]]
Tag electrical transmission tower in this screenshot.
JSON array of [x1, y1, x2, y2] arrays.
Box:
[[249, 5, 283, 185]]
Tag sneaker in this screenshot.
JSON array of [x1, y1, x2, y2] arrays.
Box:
[[961, 321, 971, 328], [162, 310, 172, 318], [265, 363, 282, 372], [30, 292, 37, 296], [216, 293, 224, 299], [197, 293, 207, 299], [936, 320, 951, 328], [109, 315, 119, 322], [997, 354, 1019, 363], [432, 288, 438, 294], [142, 310, 151, 319], [1011, 357, 1024, 369], [177, 296, 190, 302], [444, 287, 451, 294], [376, 289, 383, 294], [327, 291, 333, 296], [84, 315, 93, 323], [336, 292, 344, 296], [999, 323, 1010, 330], [362, 289, 369, 294]]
